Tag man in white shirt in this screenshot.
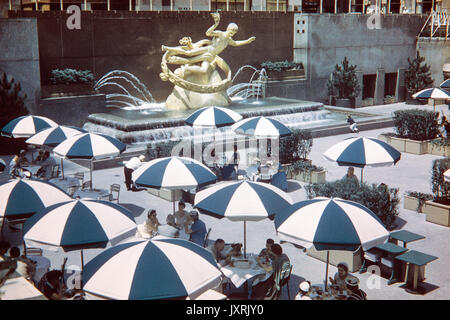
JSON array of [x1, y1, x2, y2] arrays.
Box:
[[124, 155, 145, 190]]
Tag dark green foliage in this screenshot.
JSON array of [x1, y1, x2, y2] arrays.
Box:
[[146, 140, 182, 159], [260, 60, 303, 72], [50, 69, 95, 85], [279, 129, 313, 164], [289, 159, 324, 173], [405, 51, 434, 93], [405, 191, 433, 212], [327, 57, 361, 99], [393, 109, 439, 141], [431, 158, 450, 205], [0, 72, 28, 129], [305, 180, 400, 230]]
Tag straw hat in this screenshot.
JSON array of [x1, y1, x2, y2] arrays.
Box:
[[346, 277, 360, 287]]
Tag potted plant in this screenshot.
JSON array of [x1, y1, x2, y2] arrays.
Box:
[[404, 191, 433, 213], [404, 51, 434, 104], [260, 60, 305, 81], [428, 138, 450, 157], [327, 57, 361, 109], [422, 158, 450, 227], [385, 109, 440, 154], [288, 160, 326, 184], [42, 68, 95, 98], [279, 129, 313, 166]]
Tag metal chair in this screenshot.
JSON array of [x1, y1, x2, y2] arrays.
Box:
[[109, 183, 121, 203], [82, 181, 91, 190], [74, 172, 85, 185], [203, 228, 212, 248], [275, 263, 293, 300], [51, 164, 60, 178]]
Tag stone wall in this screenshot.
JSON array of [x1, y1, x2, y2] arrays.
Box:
[[0, 18, 41, 113]]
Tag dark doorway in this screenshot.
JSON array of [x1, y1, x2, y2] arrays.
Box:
[[322, 0, 334, 13], [302, 0, 320, 13], [363, 74, 376, 100], [390, 0, 401, 13], [384, 72, 398, 97], [352, 0, 363, 13], [337, 0, 349, 13]]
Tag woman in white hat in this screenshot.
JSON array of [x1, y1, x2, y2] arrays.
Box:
[[329, 262, 352, 291], [295, 281, 312, 300]]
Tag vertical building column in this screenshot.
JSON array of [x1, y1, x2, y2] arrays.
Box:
[[60, 0, 63, 10], [349, 0, 352, 13], [355, 71, 363, 107], [227, 0, 229, 11], [374, 68, 385, 105], [171, 0, 173, 11], [190, 0, 193, 10], [107, 0, 110, 11], [396, 68, 406, 102], [334, 0, 337, 13], [320, 0, 323, 13], [244, 0, 247, 11]]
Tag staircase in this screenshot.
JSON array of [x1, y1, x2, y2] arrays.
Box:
[[418, 10, 450, 39]]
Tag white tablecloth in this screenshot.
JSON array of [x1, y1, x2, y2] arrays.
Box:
[[27, 256, 51, 283], [220, 253, 271, 288], [73, 188, 109, 200], [49, 177, 80, 193]]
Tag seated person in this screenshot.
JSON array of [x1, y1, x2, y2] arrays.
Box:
[[18, 150, 30, 166], [34, 150, 45, 164], [252, 244, 290, 300], [341, 167, 359, 186], [38, 270, 66, 300], [175, 200, 191, 232], [210, 239, 232, 267], [9, 155, 22, 178], [7, 247, 36, 282], [329, 262, 353, 291], [157, 214, 180, 238], [37, 151, 56, 180], [256, 238, 276, 264], [144, 209, 160, 236], [186, 210, 207, 246], [295, 281, 312, 300], [346, 277, 367, 300]]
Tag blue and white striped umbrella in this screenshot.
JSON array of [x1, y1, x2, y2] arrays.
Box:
[[0, 178, 71, 220], [231, 116, 292, 138], [53, 133, 126, 160], [412, 87, 450, 100], [0, 158, 5, 172], [23, 199, 137, 252], [53, 133, 126, 189], [185, 106, 243, 128], [194, 180, 292, 257], [132, 156, 217, 190], [194, 180, 292, 221], [440, 79, 450, 90], [26, 125, 87, 148], [82, 238, 222, 300], [274, 197, 389, 252], [323, 137, 401, 168], [323, 137, 401, 182], [274, 196, 389, 289], [1, 115, 57, 138]]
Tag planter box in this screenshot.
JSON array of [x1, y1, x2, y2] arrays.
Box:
[[335, 98, 354, 109], [428, 141, 450, 157], [267, 69, 305, 81], [403, 195, 423, 213], [307, 247, 363, 273], [388, 137, 429, 155], [384, 96, 396, 104], [423, 200, 450, 227], [377, 134, 392, 144], [41, 84, 95, 98], [292, 170, 327, 184]]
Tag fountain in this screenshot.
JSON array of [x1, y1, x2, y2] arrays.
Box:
[[83, 13, 383, 145]]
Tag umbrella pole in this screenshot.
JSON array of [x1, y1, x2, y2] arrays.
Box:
[[90, 160, 93, 190], [60, 158, 64, 180], [80, 250, 84, 289], [0, 217, 5, 241], [361, 167, 364, 184], [324, 250, 329, 292], [243, 221, 247, 259]]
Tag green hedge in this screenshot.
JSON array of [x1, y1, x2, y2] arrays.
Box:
[[260, 60, 303, 72], [279, 129, 313, 164], [393, 109, 439, 141], [50, 69, 95, 85], [431, 158, 450, 205], [305, 180, 400, 230], [289, 159, 324, 173]]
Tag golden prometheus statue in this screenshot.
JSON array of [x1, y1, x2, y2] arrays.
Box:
[[160, 12, 256, 110]]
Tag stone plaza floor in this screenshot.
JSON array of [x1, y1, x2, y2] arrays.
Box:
[[1, 103, 449, 300]]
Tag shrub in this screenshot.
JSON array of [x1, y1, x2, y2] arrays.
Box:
[[327, 56, 361, 99], [405, 51, 434, 94], [431, 158, 450, 205], [405, 190, 433, 212], [260, 61, 303, 72], [289, 159, 324, 174], [305, 180, 400, 230], [50, 68, 95, 85], [146, 140, 182, 159], [279, 129, 313, 164], [393, 109, 439, 141]]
